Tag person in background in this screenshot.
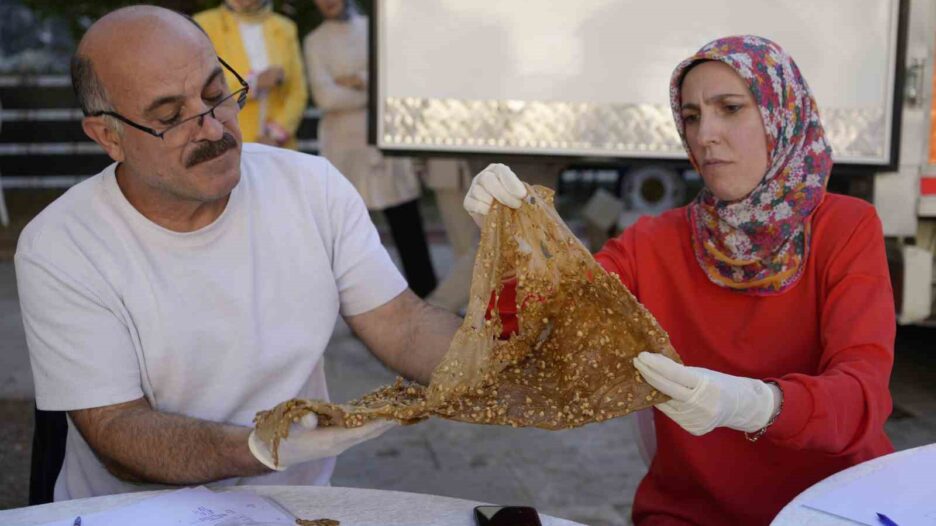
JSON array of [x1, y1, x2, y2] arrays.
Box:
[[468, 35, 895, 524], [304, 0, 437, 298], [195, 0, 307, 149], [422, 158, 475, 313]]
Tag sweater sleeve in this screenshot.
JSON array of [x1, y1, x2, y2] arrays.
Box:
[[594, 225, 639, 294], [764, 209, 896, 455], [303, 33, 368, 112]]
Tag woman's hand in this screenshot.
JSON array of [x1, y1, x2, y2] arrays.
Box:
[[633, 352, 781, 436], [463, 163, 528, 227], [248, 414, 397, 471]]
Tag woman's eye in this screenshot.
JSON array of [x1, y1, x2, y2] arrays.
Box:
[[206, 93, 225, 103], [682, 114, 699, 124], [724, 104, 742, 114]]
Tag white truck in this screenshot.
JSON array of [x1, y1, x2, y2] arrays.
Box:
[[371, 0, 936, 324]]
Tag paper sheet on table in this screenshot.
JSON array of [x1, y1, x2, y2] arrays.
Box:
[[38, 486, 295, 526], [802, 447, 936, 525]]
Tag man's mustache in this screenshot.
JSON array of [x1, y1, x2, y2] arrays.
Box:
[[185, 133, 238, 168]]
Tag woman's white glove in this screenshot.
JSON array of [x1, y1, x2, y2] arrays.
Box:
[[248, 413, 398, 471], [463, 163, 528, 227], [633, 352, 781, 436]]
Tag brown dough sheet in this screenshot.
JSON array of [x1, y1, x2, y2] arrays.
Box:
[[254, 185, 682, 466]]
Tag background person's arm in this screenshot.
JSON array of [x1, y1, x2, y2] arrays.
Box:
[[303, 33, 367, 112], [69, 397, 268, 484], [346, 289, 462, 385]]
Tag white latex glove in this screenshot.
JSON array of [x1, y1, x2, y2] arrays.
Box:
[[248, 413, 398, 471], [463, 163, 528, 227], [633, 352, 781, 436]]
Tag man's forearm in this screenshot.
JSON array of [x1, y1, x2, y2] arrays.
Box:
[[395, 297, 462, 384], [348, 290, 462, 385], [71, 398, 269, 485]]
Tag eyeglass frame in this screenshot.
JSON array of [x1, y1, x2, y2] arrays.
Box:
[[87, 57, 249, 141]]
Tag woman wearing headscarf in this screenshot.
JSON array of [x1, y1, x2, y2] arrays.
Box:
[[303, 0, 437, 298], [195, 0, 307, 148], [466, 36, 895, 524]]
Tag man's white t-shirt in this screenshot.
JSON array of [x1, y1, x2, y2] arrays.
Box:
[[15, 143, 408, 500]]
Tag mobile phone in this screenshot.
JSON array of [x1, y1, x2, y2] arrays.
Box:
[[474, 505, 543, 526]]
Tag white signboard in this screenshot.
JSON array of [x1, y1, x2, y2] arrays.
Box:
[[375, 0, 902, 165]]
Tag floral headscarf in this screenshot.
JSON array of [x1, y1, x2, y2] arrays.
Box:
[[669, 35, 833, 295]]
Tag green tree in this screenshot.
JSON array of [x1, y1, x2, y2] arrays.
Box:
[[23, 0, 373, 42]]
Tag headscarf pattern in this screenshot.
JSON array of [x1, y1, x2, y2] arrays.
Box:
[[670, 35, 833, 295]]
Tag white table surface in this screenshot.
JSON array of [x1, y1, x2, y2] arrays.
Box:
[[0, 485, 584, 526], [771, 442, 936, 525]]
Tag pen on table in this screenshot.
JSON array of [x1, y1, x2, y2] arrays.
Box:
[[877, 512, 899, 526], [72, 516, 81, 526]]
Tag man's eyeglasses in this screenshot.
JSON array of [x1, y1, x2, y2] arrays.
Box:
[[89, 57, 249, 146]]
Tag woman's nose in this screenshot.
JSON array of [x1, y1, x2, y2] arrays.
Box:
[[696, 113, 722, 146]]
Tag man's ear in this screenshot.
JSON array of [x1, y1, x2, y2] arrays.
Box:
[[81, 117, 125, 163]]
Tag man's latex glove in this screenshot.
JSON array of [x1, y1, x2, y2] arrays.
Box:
[[248, 413, 398, 471], [463, 163, 528, 227], [633, 352, 781, 436]]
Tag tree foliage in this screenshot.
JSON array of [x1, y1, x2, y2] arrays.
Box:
[[21, 0, 373, 42]]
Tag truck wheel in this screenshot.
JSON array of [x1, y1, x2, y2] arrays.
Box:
[[620, 165, 685, 214]]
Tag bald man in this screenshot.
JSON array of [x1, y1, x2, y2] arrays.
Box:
[[15, 6, 460, 500]]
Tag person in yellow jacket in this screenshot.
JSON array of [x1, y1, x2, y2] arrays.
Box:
[[195, 0, 307, 148]]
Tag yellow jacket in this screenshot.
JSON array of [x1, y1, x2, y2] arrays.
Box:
[[194, 7, 308, 148]]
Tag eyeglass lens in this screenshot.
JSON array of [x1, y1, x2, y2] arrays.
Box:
[[162, 89, 246, 144]]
